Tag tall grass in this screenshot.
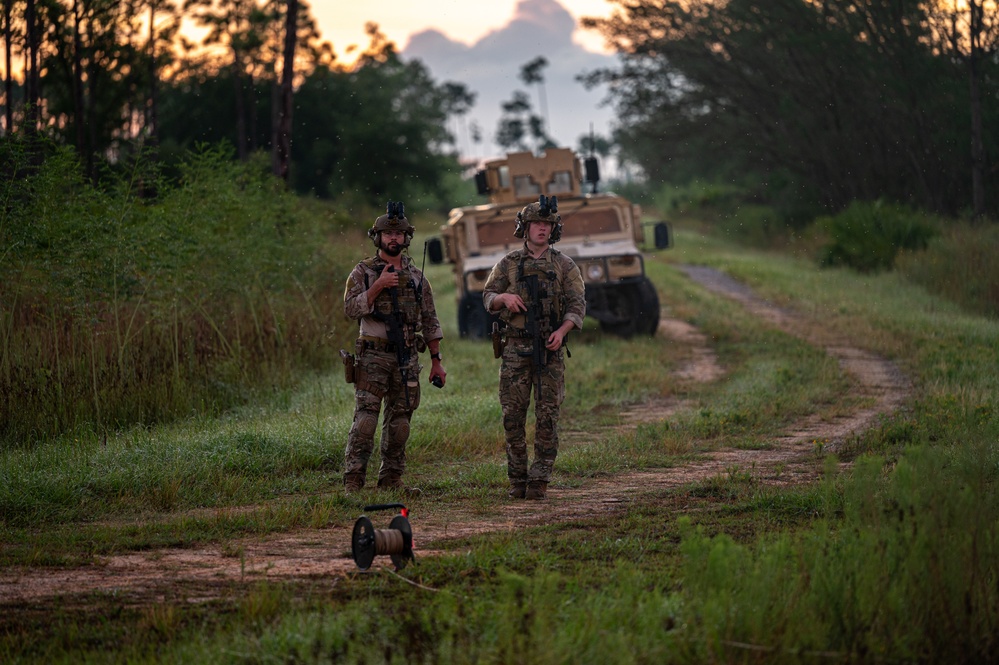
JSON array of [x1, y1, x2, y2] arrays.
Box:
[[678, 416, 999, 663], [0, 142, 358, 447], [896, 221, 999, 318]]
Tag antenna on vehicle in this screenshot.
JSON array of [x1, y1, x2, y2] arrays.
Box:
[[584, 123, 600, 194]]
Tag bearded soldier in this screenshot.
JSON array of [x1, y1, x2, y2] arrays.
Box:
[[341, 201, 446, 493], [482, 195, 585, 500]]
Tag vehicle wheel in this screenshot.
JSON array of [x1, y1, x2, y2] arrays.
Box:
[[599, 280, 660, 338], [634, 278, 661, 336], [458, 293, 492, 339]]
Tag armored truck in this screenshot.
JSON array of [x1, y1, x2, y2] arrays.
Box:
[[428, 148, 671, 338]]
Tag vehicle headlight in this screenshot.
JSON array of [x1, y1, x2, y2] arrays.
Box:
[[608, 254, 643, 278], [586, 262, 605, 281]]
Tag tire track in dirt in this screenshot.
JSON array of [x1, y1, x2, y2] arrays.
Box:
[[0, 265, 911, 604], [680, 265, 910, 451]]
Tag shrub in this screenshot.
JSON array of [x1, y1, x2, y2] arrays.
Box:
[[0, 142, 357, 447], [817, 200, 938, 273]]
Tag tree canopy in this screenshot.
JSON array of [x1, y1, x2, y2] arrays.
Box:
[[582, 0, 998, 218], [1, 1, 473, 205]]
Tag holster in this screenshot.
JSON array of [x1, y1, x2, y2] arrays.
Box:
[[491, 321, 505, 359], [339, 349, 355, 383]]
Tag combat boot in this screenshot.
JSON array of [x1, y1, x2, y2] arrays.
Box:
[[508, 482, 527, 499], [377, 473, 405, 490], [344, 473, 365, 494], [525, 481, 548, 500], [379, 474, 422, 496]]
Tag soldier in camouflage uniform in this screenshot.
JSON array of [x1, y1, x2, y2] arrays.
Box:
[[342, 202, 446, 493], [482, 196, 585, 500]]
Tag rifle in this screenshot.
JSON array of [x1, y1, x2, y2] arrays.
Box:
[[380, 266, 411, 408], [520, 273, 546, 401]]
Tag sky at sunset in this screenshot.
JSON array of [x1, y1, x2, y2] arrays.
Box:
[[312, 0, 617, 65], [306, 0, 624, 163]]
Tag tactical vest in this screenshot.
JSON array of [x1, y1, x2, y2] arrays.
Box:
[[515, 254, 564, 338], [363, 257, 423, 348]]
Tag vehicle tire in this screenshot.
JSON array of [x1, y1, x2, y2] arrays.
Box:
[[458, 293, 492, 339], [634, 278, 661, 336], [598, 279, 660, 338]]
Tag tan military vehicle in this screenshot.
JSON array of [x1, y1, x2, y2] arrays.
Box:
[[428, 148, 671, 338]]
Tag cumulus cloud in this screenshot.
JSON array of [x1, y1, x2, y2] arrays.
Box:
[[402, 0, 618, 161]]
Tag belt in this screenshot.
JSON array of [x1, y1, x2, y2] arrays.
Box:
[[504, 328, 541, 339], [358, 337, 401, 353]]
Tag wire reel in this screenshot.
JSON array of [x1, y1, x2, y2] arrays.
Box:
[[351, 503, 415, 571]]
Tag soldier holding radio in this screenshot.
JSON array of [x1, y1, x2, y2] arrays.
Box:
[[341, 202, 446, 493]]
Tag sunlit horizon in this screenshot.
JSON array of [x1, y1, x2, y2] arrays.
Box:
[[314, 0, 617, 66]]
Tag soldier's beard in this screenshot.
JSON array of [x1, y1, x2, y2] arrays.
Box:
[[380, 239, 403, 257]]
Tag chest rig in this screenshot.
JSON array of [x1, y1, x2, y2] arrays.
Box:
[[515, 254, 563, 338], [363, 257, 423, 348]]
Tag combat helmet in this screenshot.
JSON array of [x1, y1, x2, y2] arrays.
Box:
[[514, 194, 562, 243], [368, 200, 415, 248]]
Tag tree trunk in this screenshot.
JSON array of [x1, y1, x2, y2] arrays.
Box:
[[3, 0, 13, 134], [273, 0, 297, 182], [967, 1, 987, 221], [147, 4, 159, 149], [969, 55, 986, 221], [83, 11, 98, 181], [24, 0, 38, 136], [73, 0, 86, 158], [233, 61, 247, 160]]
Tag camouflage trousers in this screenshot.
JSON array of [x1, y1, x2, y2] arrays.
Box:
[[344, 345, 422, 481], [499, 337, 566, 484]]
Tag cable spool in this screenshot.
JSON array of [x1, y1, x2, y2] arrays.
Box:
[[351, 503, 414, 571]]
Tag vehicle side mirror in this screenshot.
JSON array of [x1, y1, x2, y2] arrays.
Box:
[[653, 222, 672, 250], [474, 170, 489, 196], [427, 237, 444, 264]]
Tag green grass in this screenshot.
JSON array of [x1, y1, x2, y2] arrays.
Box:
[[2, 220, 998, 663]]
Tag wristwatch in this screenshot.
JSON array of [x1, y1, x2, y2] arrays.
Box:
[[430, 352, 442, 360]]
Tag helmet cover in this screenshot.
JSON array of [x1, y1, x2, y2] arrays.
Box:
[[369, 200, 415, 248], [514, 195, 562, 243]]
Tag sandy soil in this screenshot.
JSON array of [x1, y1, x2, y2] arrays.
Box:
[[0, 265, 910, 607]]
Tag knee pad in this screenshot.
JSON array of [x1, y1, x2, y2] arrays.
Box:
[[357, 411, 378, 438], [387, 419, 410, 445]]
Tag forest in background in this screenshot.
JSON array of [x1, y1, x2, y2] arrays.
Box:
[[0, 0, 474, 205], [1, 0, 998, 445], [0, 0, 996, 217], [583, 0, 999, 222]]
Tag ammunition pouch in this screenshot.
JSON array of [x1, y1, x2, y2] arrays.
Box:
[[340, 349, 356, 384]]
